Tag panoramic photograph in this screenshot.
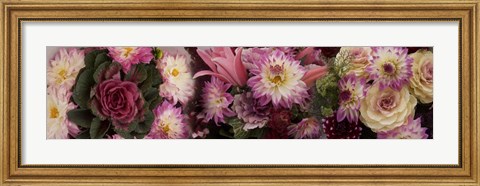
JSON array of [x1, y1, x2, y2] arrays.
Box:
[[46, 46, 433, 139]]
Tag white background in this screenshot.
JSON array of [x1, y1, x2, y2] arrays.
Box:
[[23, 22, 458, 164]]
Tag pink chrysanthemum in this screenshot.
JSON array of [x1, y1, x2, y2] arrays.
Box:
[[377, 115, 428, 139], [199, 77, 235, 125], [322, 112, 362, 139], [366, 47, 413, 90], [247, 50, 309, 109], [337, 73, 366, 124], [47, 86, 80, 139], [158, 54, 195, 105], [146, 101, 189, 139], [47, 48, 85, 91], [107, 47, 154, 73], [287, 117, 321, 139]]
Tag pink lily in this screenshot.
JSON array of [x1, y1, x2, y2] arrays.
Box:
[[301, 65, 329, 88], [295, 47, 323, 65], [194, 47, 248, 87]]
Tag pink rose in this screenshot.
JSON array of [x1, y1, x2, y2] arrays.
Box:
[[91, 79, 144, 129]]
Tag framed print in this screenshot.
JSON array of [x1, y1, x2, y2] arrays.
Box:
[[1, 0, 479, 185]]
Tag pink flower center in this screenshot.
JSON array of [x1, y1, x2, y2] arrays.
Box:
[[339, 90, 352, 102], [421, 61, 433, 83], [383, 62, 396, 75], [378, 95, 395, 111], [270, 64, 283, 74]]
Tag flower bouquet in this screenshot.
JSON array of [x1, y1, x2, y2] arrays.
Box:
[[47, 46, 433, 139]]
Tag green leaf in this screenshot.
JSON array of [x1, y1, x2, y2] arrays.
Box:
[[148, 97, 161, 110], [143, 88, 159, 103], [104, 62, 122, 79], [93, 61, 111, 83], [249, 128, 266, 139], [75, 130, 91, 139], [67, 109, 95, 128], [84, 50, 103, 68], [218, 129, 234, 139], [132, 132, 146, 139], [124, 120, 139, 133], [89, 118, 110, 139], [135, 110, 154, 134], [94, 52, 110, 68], [114, 128, 134, 139], [73, 68, 95, 109], [125, 65, 147, 84], [227, 118, 249, 139]]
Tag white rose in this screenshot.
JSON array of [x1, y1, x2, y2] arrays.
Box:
[[409, 50, 433, 103], [360, 82, 417, 132]]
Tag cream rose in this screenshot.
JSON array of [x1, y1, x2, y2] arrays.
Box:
[[338, 47, 371, 79], [359, 82, 417, 132], [409, 50, 433, 103]]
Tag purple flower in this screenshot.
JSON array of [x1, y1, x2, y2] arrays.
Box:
[[337, 73, 366, 124], [232, 92, 270, 131], [91, 79, 144, 130], [377, 115, 428, 139], [366, 47, 413, 90], [199, 77, 235, 125], [288, 117, 321, 139]]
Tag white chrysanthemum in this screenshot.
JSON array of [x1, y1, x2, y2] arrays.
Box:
[[47, 48, 85, 90], [47, 86, 79, 139], [157, 54, 195, 105]]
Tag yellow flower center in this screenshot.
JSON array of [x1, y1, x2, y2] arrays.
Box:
[[123, 47, 134, 58], [162, 124, 171, 134], [171, 68, 179, 77], [56, 68, 67, 84], [49, 107, 59, 118], [271, 76, 283, 84]]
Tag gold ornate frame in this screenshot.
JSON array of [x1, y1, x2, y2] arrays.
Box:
[[1, 0, 478, 185]]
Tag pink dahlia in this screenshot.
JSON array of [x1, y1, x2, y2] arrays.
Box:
[[232, 92, 270, 131], [199, 77, 235, 125], [287, 117, 321, 139], [322, 112, 362, 139], [147, 101, 189, 139], [107, 47, 154, 73], [247, 50, 309, 109], [337, 73, 366, 124], [377, 115, 428, 139], [366, 47, 413, 90]]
